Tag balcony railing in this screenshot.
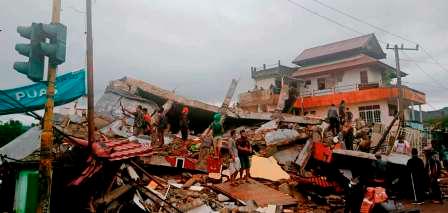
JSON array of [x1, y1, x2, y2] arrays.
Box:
[[301, 81, 384, 97]]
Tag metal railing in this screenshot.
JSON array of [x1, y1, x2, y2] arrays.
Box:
[[300, 81, 385, 97]]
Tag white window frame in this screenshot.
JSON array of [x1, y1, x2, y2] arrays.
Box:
[[359, 105, 381, 123]]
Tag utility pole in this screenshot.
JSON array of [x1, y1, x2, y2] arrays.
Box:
[[386, 43, 419, 124], [86, 0, 95, 149], [37, 0, 61, 212]]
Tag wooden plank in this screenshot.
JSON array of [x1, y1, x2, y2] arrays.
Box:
[[212, 180, 297, 207]]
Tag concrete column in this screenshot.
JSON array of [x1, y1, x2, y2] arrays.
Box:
[[419, 104, 423, 123], [410, 101, 415, 121]]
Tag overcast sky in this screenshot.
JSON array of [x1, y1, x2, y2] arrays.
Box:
[[1, 0, 447, 123]]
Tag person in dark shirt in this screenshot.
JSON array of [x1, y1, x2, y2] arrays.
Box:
[[407, 148, 426, 204], [237, 129, 252, 183], [341, 120, 354, 150], [327, 104, 339, 135], [427, 151, 443, 204], [153, 108, 168, 147], [345, 107, 353, 122], [370, 153, 387, 187], [339, 100, 346, 123]]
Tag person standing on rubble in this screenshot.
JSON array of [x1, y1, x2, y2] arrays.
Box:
[[370, 153, 388, 187], [392, 135, 411, 155], [339, 100, 346, 123], [407, 148, 426, 204], [228, 130, 240, 186], [327, 104, 339, 135], [237, 129, 252, 183], [153, 108, 168, 147], [121, 104, 145, 136], [427, 151, 443, 204], [209, 113, 224, 158], [345, 107, 353, 122], [341, 120, 354, 150], [179, 107, 190, 141], [142, 108, 152, 136]]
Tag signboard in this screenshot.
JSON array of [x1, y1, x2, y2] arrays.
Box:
[[0, 69, 86, 115]]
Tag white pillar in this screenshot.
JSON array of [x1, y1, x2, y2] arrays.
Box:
[[410, 101, 415, 121], [419, 104, 423, 123]]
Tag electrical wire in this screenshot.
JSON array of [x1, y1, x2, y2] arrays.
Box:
[[402, 51, 448, 90], [306, 0, 448, 74], [285, 0, 364, 35], [286, 0, 447, 97]]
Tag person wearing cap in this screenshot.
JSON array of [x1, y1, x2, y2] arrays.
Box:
[[406, 148, 426, 204]]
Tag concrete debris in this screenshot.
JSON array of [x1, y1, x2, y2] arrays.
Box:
[[217, 194, 230, 202], [2, 78, 442, 213]]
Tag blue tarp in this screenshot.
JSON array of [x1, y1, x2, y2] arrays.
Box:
[[0, 69, 86, 115]]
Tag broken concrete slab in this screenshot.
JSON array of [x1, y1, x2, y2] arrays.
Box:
[[272, 144, 303, 166], [250, 156, 290, 181], [213, 180, 297, 207], [96, 77, 320, 134], [264, 129, 300, 146], [332, 149, 410, 166]]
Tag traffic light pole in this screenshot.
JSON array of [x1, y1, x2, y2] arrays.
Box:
[[37, 0, 61, 212]]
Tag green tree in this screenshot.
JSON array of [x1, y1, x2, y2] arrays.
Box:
[[0, 120, 28, 147]]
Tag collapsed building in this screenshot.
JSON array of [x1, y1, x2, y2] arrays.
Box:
[[1, 33, 446, 213]]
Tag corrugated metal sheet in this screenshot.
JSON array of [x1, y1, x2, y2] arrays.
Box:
[[0, 126, 41, 165]]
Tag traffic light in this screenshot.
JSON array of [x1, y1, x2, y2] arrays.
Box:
[[13, 23, 46, 82], [40, 23, 66, 65]]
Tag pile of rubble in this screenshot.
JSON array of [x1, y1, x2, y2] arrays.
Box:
[[2, 78, 446, 213]]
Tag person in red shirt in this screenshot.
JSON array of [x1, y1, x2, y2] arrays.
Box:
[[142, 108, 152, 135]]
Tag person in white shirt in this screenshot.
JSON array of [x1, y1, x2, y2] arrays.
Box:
[[392, 135, 411, 155]]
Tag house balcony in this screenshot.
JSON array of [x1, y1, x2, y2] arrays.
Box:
[[295, 82, 426, 109]]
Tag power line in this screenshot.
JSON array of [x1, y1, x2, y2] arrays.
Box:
[[285, 0, 363, 35], [420, 47, 448, 74], [286, 0, 447, 109], [307, 0, 448, 74], [402, 51, 448, 90], [308, 0, 418, 45]]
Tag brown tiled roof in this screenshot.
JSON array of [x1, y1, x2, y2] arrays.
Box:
[[292, 54, 406, 77], [292, 34, 386, 66]]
